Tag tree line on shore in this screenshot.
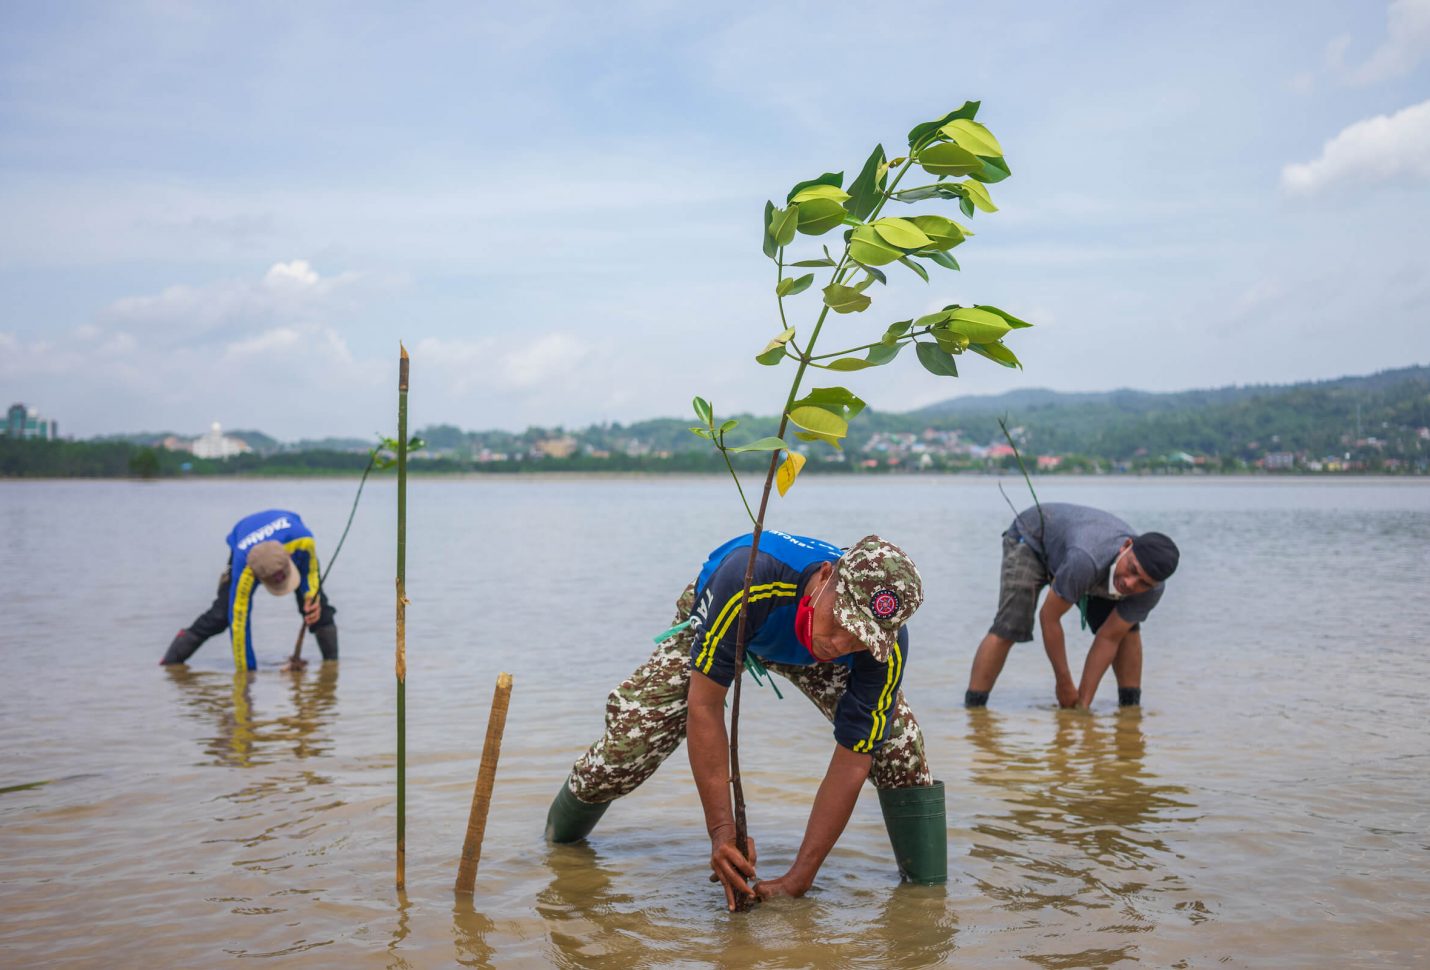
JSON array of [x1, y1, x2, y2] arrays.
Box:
[[5, 365, 1427, 479]]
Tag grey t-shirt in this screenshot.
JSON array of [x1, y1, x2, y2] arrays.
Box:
[[1008, 502, 1164, 624]]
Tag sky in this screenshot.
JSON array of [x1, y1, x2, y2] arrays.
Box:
[[1, 0, 1427, 439]]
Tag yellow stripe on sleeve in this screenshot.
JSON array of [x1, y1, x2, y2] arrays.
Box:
[[230, 567, 257, 671], [694, 581, 798, 674], [854, 641, 903, 753], [285, 536, 319, 596]]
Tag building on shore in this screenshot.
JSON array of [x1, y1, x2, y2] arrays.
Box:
[[6, 403, 59, 440], [189, 422, 252, 460]]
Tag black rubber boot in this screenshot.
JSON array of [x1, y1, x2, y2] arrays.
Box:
[[1118, 686, 1141, 707], [878, 781, 948, 884], [161, 629, 204, 665], [314, 625, 339, 661], [964, 689, 990, 708], [544, 778, 611, 843]]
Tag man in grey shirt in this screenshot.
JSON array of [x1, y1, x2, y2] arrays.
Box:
[[964, 503, 1180, 709]]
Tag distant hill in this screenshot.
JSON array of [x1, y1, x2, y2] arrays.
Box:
[[12, 364, 1427, 478]]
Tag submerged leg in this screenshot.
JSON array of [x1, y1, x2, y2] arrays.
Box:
[[549, 584, 696, 842], [162, 567, 231, 665]]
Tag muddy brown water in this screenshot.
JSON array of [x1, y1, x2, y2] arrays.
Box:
[[2, 477, 1427, 968]]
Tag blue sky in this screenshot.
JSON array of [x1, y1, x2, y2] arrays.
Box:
[[2, 1, 1427, 439]]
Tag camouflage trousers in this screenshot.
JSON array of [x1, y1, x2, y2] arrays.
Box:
[[567, 582, 932, 804]]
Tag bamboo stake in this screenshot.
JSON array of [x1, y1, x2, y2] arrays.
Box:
[[454, 672, 513, 895], [396, 344, 409, 892]]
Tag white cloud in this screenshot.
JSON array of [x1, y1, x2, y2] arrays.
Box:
[[1281, 99, 1430, 193], [1330, 0, 1430, 85]]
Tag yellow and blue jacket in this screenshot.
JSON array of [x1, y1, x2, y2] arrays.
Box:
[[225, 509, 320, 671], [687, 531, 909, 754]]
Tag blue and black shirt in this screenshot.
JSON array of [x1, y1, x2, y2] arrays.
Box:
[[225, 509, 321, 671], [686, 530, 909, 754]]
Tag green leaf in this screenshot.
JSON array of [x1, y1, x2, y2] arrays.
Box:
[[961, 179, 997, 212], [941, 306, 1013, 343], [762, 200, 776, 259], [826, 340, 905, 370], [933, 329, 970, 353], [908, 215, 966, 250], [786, 171, 843, 203], [925, 250, 960, 271], [939, 118, 1004, 157], [866, 341, 902, 365], [792, 386, 866, 420], [959, 196, 975, 218], [787, 406, 849, 440], [689, 426, 711, 438], [822, 283, 872, 314], [915, 341, 960, 377], [861, 264, 887, 286], [757, 326, 796, 364], [892, 183, 961, 203], [790, 183, 851, 204], [728, 436, 791, 453], [907, 101, 980, 149], [848, 225, 905, 266], [692, 396, 713, 426], [897, 256, 929, 282], [844, 143, 887, 221], [776, 273, 813, 297], [718, 419, 739, 433], [795, 197, 847, 235], [917, 142, 982, 177], [871, 217, 933, 250], [914, 309, 949, 329], [883, 319, 913, 341], [976, 304, 1033, 329], [770, 205, 799, 247], [791, 257, 836, 267], [823, 356, 876, 371], [971, 155, 1012, 184], [968, 341, 1022, 368]]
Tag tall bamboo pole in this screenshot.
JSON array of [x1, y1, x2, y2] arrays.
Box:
[[396, 344, 409, 892], [454, 672, 513, 895]]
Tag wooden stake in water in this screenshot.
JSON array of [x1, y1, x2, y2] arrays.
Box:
[[396, 343, 410, 893], [455, 671, 513, 896]]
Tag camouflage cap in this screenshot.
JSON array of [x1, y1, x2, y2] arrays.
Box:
[[832, 535, 923, 662]]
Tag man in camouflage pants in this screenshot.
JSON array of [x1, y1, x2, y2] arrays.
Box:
[[545, 531, 947, 909]]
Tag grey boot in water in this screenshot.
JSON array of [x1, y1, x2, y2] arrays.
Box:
[[314, 625, 339, 661], [544, 779, 610, 843], [878, 780, 948, 884], [161, 629, 204, 665]]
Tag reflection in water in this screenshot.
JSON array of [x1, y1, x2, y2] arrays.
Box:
[[164, 665, 340, 767], [452, 897, 498, 969], [965, 709, 1205, 965], [537, 842, 651, 970], [387, 892, 414, 970]]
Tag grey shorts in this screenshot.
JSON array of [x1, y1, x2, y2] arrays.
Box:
[[989, 532, 1051, 643]]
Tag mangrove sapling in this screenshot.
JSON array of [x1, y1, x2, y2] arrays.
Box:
[[285, 433, 423, 672], [690, 102, 1034, 910]]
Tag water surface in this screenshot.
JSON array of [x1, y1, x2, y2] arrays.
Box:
[[2, 477, 1427, 967]]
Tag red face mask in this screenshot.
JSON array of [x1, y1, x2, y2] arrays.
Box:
[[794, 595, 815, 651]]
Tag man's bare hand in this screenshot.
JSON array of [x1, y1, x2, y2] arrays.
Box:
[[1055, 680, 1079, 708], [752, 872, 808, 901], [303, 594, 321, 627], [708, 835, 757, 911]]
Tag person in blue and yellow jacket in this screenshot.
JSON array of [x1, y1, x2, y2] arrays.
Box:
[[161, 509, 338, 671]]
